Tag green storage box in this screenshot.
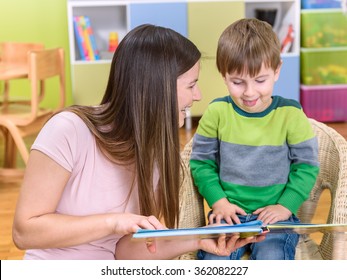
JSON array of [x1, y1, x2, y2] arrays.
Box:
[[301, 9, 347, 48], [301, 47, 347, 85]]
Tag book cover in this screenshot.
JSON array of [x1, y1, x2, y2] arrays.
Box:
[[73, 16, 87, 61], [279, 24, 295, 53], [132, 220, 347, 240], [84, 16, 100, 60], [79, 16, 95, 60]]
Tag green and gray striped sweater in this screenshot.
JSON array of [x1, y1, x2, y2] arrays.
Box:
[[190, 95, 319, 215]]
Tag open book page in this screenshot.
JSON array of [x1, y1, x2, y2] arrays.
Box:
[[132, 221, 347, 240], [267, 222, 347, 235]]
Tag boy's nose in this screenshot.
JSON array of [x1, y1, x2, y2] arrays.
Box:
[[244, 86, 256, 97]]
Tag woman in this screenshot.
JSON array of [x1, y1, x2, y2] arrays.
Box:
[[12, 24, 263, 259]]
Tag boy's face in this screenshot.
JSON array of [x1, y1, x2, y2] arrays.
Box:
[[223, 63, 281, 113]]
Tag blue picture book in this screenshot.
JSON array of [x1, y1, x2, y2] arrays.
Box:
[[73, 16, 87, 61], [83, 16, 100, 60], [132, 220, 347, 240]]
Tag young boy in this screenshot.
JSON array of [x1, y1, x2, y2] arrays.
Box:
[[190, 18, 320, 260]]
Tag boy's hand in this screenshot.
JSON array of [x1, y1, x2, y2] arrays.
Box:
[[253, 204, 291, 225], [210, 198, 247, 225]]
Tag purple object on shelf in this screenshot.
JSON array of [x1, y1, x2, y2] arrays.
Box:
[[300, 84, 347, 122]]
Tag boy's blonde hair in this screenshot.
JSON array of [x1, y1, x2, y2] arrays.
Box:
[[216, 18, 281, 77]]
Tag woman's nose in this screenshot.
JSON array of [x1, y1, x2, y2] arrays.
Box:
[[193, 85, 202, 101]]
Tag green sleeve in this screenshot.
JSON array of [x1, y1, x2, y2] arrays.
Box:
[[190, 159, 227, 207], [190, 105, 227, 207], [278, 111, 320, 214], [278, 163, 319, 214]]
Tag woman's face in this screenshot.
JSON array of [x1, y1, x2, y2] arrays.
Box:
[[177, 61, 202, 127]]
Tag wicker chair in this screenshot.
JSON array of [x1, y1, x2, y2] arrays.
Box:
[[177, 118, 347, 260]]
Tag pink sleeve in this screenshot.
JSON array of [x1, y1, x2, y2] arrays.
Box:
[[31, 112, 81, 172]]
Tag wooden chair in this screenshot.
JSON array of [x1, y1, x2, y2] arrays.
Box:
[[0, 48, 66, 181], [177, 118, 347, 260], [0, 42, 45, 105]]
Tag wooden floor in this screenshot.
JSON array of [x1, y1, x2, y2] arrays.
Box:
[[1, 121, 347, 260]]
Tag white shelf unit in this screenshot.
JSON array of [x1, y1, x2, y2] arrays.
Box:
[[67, 0, 130, 65], [245, 0, 300, 56], [245, 0, 300, 101], [66, 0, 301, 106]]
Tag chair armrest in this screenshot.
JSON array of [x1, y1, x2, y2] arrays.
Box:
[[177, 137, 206, 260]]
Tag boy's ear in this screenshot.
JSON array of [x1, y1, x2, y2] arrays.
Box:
[[274, 60, 283, 82]]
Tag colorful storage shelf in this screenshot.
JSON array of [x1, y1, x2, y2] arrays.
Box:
[[301, 9, 347, 48], [300, 47, 347, 85]]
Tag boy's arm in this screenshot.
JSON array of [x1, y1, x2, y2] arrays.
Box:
[[190, 147, 226, 208], [278, 114, 320, 214], [190, 108, 227, 208]]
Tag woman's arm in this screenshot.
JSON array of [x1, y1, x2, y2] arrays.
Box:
[[115, 231, 265, 260], [12, 150, 164, 250]]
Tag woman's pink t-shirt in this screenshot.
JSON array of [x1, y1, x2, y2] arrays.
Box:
[[24, 111, 155, 260]]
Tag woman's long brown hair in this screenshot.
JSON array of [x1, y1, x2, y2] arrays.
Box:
[[65, 24, 201, 228]]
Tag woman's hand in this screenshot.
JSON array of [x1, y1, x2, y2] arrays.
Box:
[[110, 214, 165, 235], [110, 213, 166, 254], [199, 233, 266, 256]]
